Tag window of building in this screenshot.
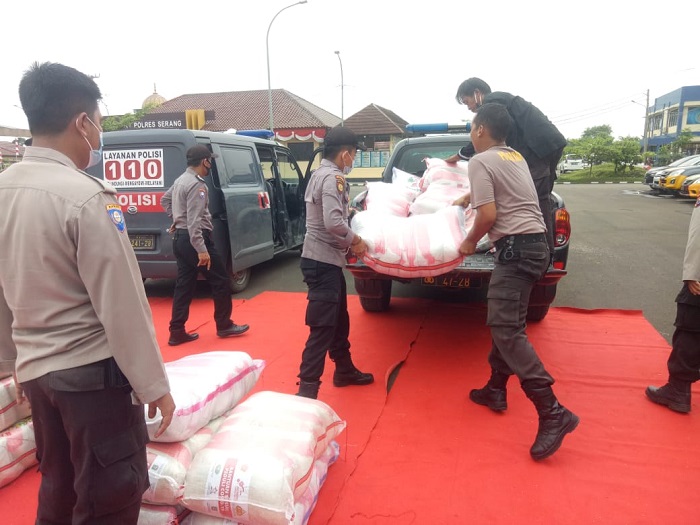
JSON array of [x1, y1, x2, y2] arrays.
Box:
[[668, 109, 679, 128]]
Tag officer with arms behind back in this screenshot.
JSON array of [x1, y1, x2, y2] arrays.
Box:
[[456, 103, 578, 461], [645, 196, 700, 413], [0, 61, 175, 524], [161, 145, 249, 345], [296, 125, 374, 399]]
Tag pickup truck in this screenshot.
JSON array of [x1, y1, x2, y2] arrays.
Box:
[[345, 134, 570, 321]]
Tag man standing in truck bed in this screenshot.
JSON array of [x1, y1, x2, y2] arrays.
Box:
[[456, 103, 578, 460], [450, 77, 567, 261]]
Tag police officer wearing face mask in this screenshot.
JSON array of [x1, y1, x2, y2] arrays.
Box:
[[296, 126, 374, 399], [161, 145, 249, 345], [0, 61, 175, 524]]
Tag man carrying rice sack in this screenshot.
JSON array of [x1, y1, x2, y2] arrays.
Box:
[[455, 103, 578, 461]]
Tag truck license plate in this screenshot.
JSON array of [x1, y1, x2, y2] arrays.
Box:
[[130, 234, 155, 250], [422, 275, 473, 288]]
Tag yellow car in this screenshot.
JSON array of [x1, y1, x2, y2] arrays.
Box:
[[662, 171, 691, 194], [687, 179, 700, 199], [679, 173, 700, 198]]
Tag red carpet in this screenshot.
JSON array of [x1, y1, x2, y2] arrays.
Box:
[[1, 293, 698, 524]]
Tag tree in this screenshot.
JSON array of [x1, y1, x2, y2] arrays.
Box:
[[609, 136, 643, 173], [580, 125, 613, 141], [672, 128, 694, 157], [101, 104, 157, 132]]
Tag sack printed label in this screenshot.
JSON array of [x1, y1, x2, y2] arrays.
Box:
[[103, 149, 164, 188], [142, 454, 169, 500], [106, 204, 125, 232], [205, 458, 251, 519]]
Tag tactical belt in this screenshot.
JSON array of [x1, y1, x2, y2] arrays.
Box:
[[494, 233, 547, 251]]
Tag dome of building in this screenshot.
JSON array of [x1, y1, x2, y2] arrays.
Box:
[[142, 84, 166, 108]]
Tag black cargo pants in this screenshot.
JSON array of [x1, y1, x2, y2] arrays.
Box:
[[298, 258, 352, 382], [170, 229, 233, 333], [486, 235, 554, 385], [22, 358, 149, 525], [527, 148, 563, 260], [666, 284, 700, 383]]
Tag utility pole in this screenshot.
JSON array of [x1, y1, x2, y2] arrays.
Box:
[[642, 88, 650, 155]]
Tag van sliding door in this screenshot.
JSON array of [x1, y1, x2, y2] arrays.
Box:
[[214, 144, 274, 273]]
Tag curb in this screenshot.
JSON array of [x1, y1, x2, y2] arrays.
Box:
[[556, 181, 643, 185], [350, 181, 646, 186]]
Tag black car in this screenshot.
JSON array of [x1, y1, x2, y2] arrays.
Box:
[[345, 134, 570, 322]]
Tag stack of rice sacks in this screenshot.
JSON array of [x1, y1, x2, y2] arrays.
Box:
[[0, 372, 36, 489], [352, 158, 477, 278], [137, 351, 265, 525], [180, 391, 344, 525]]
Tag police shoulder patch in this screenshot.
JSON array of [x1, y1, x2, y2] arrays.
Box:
[[198, 186, 207, 199], [335, 175, 345, 193], [106, 204, 125, 233], [696, 196, 700, 208]]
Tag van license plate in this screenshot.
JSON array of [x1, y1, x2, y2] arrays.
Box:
[[130, 234, 155, 250]]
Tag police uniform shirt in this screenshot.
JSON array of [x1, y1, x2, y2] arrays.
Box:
[[302, 158, 355, 267], [0, 146, 170, 404], [682, 200, 700, 282], [161, 168, 213, 253], [468, 145, 546, 243]]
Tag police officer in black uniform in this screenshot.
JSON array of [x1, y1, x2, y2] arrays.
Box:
[[161, 145, 249, 345], [296, 126, 374, 399], [646, 197, 700, 413], [449, 77, 567, 261]]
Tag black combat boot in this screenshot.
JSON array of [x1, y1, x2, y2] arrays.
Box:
[[168, 331, 199, 346], [523, 383, 579, 461], [645, 377, 691, 413], [469, 369, 510, 411], [296, 380, 321, 399], [332, 354, 374, 387]]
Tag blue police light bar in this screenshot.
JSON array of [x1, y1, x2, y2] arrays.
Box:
[[405, 123, 471, 133], [235, 129, 275, 139]]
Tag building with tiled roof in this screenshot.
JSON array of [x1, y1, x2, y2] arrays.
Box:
[[0, 140, 26, 170], [139, 89, 341, 163], [343, 103, 409, 151]]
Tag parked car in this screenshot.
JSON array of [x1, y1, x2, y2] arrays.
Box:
[[650, 173, 665, 192], [345, 133, 570, 322], [557, 154, 585, 174], [645, 154, 700, 186], [664, 165, 700, 196], [679, 172, 700, 198], [687, 178, 700, 199], [86, 129, 308, 292]]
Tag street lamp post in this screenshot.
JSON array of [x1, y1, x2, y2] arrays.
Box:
[[632, 90, 651, 155], [642, 88, 650, 155], [334, 50, 344, 126], [266, 1, 308, 132]]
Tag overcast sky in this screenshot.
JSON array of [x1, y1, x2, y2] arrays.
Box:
[[1, 0, 697, 141]]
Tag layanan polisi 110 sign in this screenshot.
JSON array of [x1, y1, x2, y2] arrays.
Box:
[[103, 149, 164, 188]]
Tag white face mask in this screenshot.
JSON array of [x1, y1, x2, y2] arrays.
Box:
[[342, 150, 355, 175], [80, 116, 103, 169]]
